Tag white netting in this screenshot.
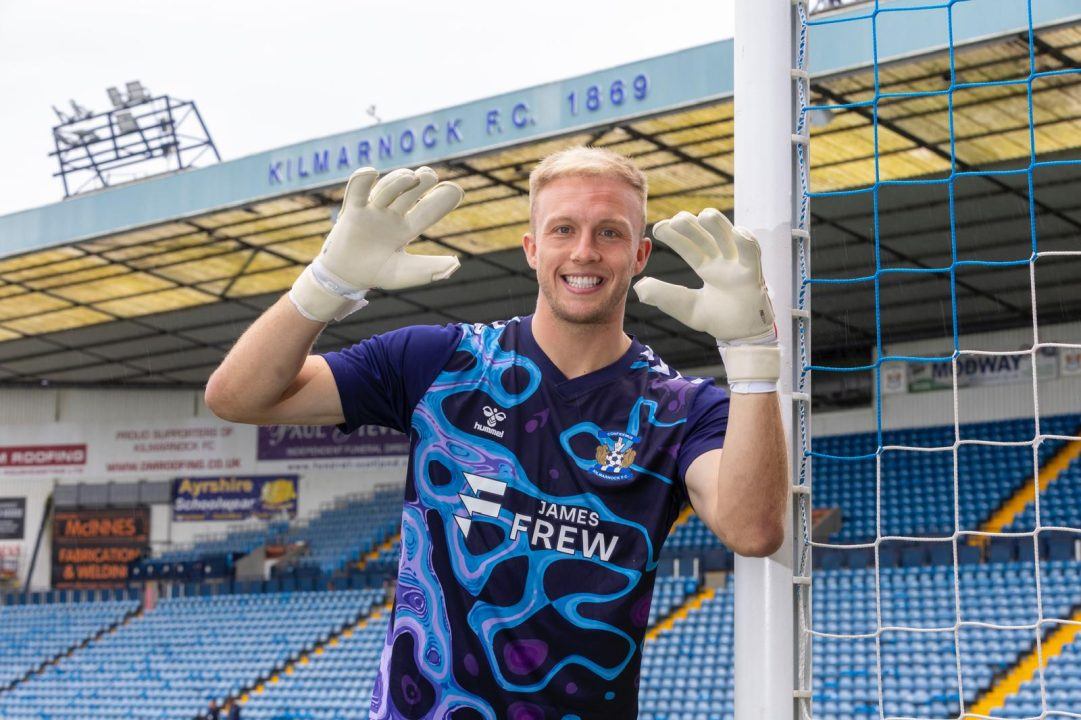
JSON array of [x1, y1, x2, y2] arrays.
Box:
[[796, 1, 1081, 718]]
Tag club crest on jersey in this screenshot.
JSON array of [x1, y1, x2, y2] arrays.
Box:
[[590, 431, 639, 481]]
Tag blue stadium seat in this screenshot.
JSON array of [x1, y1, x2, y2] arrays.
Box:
[[0, 588, 385, 720]]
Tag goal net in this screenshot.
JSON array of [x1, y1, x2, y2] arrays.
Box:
[[790, 1, 1081, 719]]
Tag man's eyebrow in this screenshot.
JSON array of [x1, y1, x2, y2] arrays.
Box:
[[543, 215, 576, 226], [542, 216, 633, 229]]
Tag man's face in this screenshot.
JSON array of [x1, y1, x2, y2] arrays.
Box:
[[523, 175, 651, 326]]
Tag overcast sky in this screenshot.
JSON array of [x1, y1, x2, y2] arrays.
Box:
[[0, 0, 735, 217]]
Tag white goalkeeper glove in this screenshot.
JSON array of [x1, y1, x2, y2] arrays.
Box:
[[289, 166, 463, 323], [633, 208, 780, 394]]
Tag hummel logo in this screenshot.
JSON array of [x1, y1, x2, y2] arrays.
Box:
[[455, 472, 507, 538], [474, 405, 507, 438], [483, 406, 506, 427]]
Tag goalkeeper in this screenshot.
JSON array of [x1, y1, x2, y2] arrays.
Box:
[[206, 147, 787, 719]]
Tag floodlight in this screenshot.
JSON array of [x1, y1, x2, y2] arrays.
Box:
[[54, 129, 79, 147], [49, 81, 219, 198], [69, 100, 91, 120], [115, 111, 138, 135], [126, 81, 149, 104], [107, 87, 125, 109], [74, 128, 100, 144]]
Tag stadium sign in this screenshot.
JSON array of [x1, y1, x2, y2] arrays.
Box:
[[266, 70, 656, 189], [0, 498, 25, 540], [1061, 348, 1081, 377], [256, 424, 408, 461], [907, 348, 1058, 393], [172, 474, 298, 522], [52, 506, 149, 589], [0, 418, 406, 480], [0, 444, 86, 470]]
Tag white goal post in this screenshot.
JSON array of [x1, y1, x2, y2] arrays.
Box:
[[732, 1, 811, 719]]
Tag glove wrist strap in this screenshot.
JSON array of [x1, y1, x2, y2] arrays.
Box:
[[728, 379, 780, 395], [719, 343, 781, 393], [289, 262, 370, 323]]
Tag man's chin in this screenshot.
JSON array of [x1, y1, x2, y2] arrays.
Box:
[[549, 300, 621, 327], [538, 281, 627, 327]]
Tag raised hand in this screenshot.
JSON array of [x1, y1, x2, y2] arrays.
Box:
[[634, 208, 780, 390], [290, 166, 463, 322]]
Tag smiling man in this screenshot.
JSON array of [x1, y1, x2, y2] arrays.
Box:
[[205, 147, 787, 720]]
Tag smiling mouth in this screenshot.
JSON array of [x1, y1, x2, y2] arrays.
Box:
[[562, 274, 603, 291]]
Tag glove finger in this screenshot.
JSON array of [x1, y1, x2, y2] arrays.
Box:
[[653, 219, 708, 269], [370, 168, 420, 209], [389, 166, 438, 214], [406, 182, 464, 235], [379, 252, 461, 289], [670, 211, 724, 262], [732, 225, 764, 277], [633, 277, 703, 331], [696, 208, 738, 261], [341, 167, 379, 210]]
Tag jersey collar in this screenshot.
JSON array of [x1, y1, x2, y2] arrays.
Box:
[[517, 315, 644, 399]]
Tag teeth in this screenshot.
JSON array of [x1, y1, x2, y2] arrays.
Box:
[[565, 275, 601, 289]]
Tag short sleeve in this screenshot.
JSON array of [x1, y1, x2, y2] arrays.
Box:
[[676, 380, 730, 481], [322, 324, 463, 434]]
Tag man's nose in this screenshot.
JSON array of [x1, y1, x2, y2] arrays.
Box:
[[570, 231, 601, 262]]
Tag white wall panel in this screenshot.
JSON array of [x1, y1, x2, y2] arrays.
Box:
[[56, 389, 200, 424], [0, 388, 58, 425], [815, 321, 1081, 437]]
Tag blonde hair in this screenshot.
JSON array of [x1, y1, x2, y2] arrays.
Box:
[[528, 146, 648, 231]]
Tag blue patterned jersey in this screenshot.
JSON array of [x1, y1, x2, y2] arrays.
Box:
[[324, 315, 729, 720]]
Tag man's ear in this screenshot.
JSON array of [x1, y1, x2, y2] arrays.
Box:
[[523, 232, 538, 270], [634, 235, 653, 274]]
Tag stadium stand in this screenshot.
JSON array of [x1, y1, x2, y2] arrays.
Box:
[[277, 488, 401, 575], [358, 541, 401, 578], [647, 576, 702, 627], [0, 599, 139, 690], [240, 607, 390, 720], [0, 589, 384, 720], [665, 514, 724, 554], [159, 523, 290, 564], [812, 560, 1081, 719], [639, 581, 734, 720], [813, 414, 1081, 543], [148, 487, 402, 583], [1005, 454, 1081, 534], [639, 415, 1081, 720], [996, 614, 1081, 717], [662, 414, 1081, 551]]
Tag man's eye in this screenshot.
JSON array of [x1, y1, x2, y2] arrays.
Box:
[[600, 228, 622, 238], [553, 226, 572, 235]]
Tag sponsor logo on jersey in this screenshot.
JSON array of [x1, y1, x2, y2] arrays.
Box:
[[473, 405, 507, 438], [455, 472, 507, 538], [454, 473, 621, 561], [510, 500, 619, 562], [590, 431, 639, 481]]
